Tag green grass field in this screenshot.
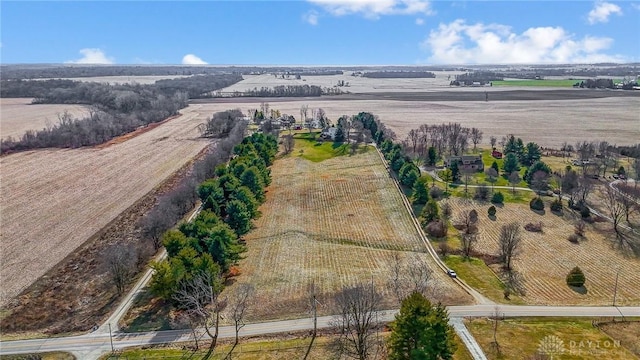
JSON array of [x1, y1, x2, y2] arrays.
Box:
[[443, 255, 524, 304], [491, 79, 580, 87], [290, 132, 370, 162]]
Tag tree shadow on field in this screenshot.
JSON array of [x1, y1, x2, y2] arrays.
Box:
[[569, 285, 588, 295]]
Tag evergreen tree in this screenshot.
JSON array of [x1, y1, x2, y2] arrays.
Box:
[[225, 199, 253, 236], [502, 153, 520, 175], [388, 292, 457, 360], [334, 127, 345, 143], [412, 178, 429, 205], [450, 161, 460, 182], [427, 146, 437, 166], [523, 142, 542, 166]]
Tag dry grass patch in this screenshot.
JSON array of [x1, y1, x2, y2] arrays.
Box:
[[599, 320, 640, 357], [466, 317, 637, 360], [443, 198, 640, 305], [226, 150, 472, 322]]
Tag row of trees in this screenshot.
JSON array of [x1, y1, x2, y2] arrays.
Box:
[[0, 75, 243, 153], [222, 84, 343, 97], [148, 132, 277, 356], [361, 71, 436, 78], [402, 123, 484, 165], [140, 112, 249, 250]]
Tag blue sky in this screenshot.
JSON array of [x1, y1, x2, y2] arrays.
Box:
[[1, 1, 639, 65]]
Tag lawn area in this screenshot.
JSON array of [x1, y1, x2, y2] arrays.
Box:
[[466, 317, 638, 359], [491, 79, 580, 87], [443, 255, 524, 305], [289, 132, 369, 162]]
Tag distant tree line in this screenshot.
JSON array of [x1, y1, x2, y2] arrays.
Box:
[[362, 71, 436, 78], [452, 71, 504, 85], [0, 74, 242, 153], [221, 85, 343, 97], [574, 78, 614, 89], [154, 74, 242, 98], [0, 65, 237, 80]]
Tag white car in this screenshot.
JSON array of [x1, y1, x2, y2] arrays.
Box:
[[446, 269, 457, 278]]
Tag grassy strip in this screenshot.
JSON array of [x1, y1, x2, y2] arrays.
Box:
[[104, 331, 474, 360], [466, 317, 638, 360], [3, 352, 75, 360], [491, 79, 580, 87], [443, 255, 524, 305]]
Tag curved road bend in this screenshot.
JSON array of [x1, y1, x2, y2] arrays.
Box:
[[1, 306, 638, 358]]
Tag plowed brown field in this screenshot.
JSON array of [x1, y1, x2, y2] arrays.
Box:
[[0, 98, 89, 140], [228, 150, 472, 321], [0, 104, 215, 306]]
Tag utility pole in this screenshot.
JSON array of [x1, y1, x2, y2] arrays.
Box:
[[303, 281, 317, 360], [108, 323, 114, 353], [612, 269, 620, 306]]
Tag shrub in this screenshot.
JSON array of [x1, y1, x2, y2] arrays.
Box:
[[491, 191, 504, 204], [579, 205, 591, 219], [474, 184, 490, 201], [426, 219, 448, 238], [524, 222, 543, 232], [568, 234, 580, 243], [488, 205, 496, 217], [566, 266, 586, 287], [438, 242, 450, 257], [529, 197, 544, 211], [574, 221, 586, 237], [429, 186, 444, 200], [550, 199, 562, 212]]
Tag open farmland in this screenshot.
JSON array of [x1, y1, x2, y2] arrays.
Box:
[[0, 98, 89, 140], [219, 71, 464, 94], [444, 198, 640, 306], [192, 96, 639, 148], [0, 104, 215, 307], [226, 149, 473, 322]]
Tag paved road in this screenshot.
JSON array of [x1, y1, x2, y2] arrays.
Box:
[[1, 306, 638, 358]]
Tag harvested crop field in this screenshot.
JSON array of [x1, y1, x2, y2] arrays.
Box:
[[0, 98, 89, 140], [445, 198, 640, 306], [191, 96, 640, 148], [0, 104, 214, 307], [227, 150, 472, 322]]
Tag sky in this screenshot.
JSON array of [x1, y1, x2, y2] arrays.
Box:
[[1, 0, 639, 65]]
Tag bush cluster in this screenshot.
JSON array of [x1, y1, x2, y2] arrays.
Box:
[[530, 197, 544, 211]]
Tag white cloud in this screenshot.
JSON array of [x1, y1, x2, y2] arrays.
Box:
[[66, 48, 114, 64], [588, 1, 622, 24], [415, 18, 424, 25], [303, 10, 320, 25], [308, 0, 432, 18], [182, 54, 208, 65], [422, 19, 623, 64]]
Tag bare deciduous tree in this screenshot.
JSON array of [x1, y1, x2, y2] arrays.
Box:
[[508, 171, 520, 195], [498, 222, 522, 271], [225, 283, 254, 359], [173, 272, 226, 357], [457, 209, 479, 258], [470, 127, 483, 152], [300, 104, 308, 124], [387, 253, 435, 304], [490, 136, 497, 150], [331, 283, 382, 360], [604, 186, 626, 240], [282, 134, 295, 154], [104, 243, 138, 294]]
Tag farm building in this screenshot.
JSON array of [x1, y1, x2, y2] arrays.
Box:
[[445, 154, 484, 172], [321, 127, 338, 140]]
